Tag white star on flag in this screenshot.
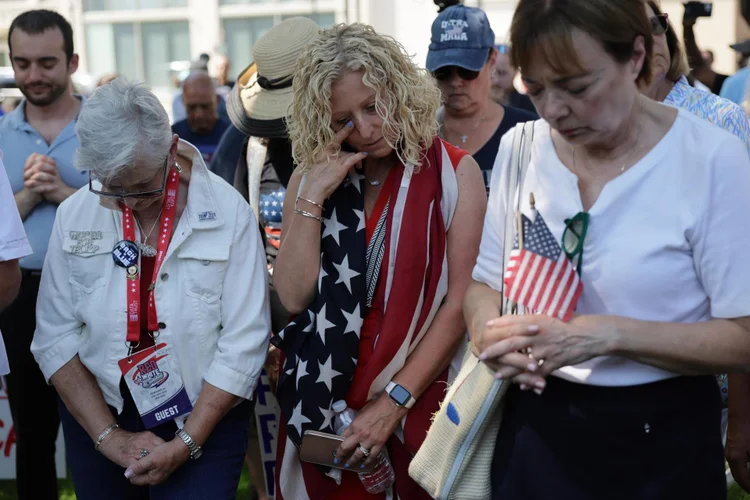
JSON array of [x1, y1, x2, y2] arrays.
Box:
[[318, 261, 328, 292], [303, 310, 315, 333], [296, 359, 308, 390], [289, 401, 312, 436], [316, 354, 343, 392], [322, 209, 348, 246], [319, 402, 336, 430], [342, 304, 363, 336], [353, 209, 365, 233], [349, 171, 364, 193], [316, 304, 336, 345], [333, 255, 360, 294], [285, 353, 296, 376]]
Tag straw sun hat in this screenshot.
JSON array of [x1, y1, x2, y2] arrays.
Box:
[[227, 17, 320, 139]]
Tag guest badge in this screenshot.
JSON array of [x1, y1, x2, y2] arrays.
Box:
[[118, 342, 193, 428]]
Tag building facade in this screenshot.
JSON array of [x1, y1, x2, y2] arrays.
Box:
[[0, 0, 745, 101]]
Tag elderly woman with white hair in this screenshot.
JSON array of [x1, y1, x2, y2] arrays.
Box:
[[31, 78, 271, 499]]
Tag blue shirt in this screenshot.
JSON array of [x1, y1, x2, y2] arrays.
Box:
[[172, 118, 230, 165], [665, 76, 750, 155], [719, 67, 750, 105], [0, 97, 87, 269]]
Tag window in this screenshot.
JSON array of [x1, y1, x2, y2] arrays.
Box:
[[223, 12, 335, 70], [84, 0, 187, 11], [223, 17, 275, 72], [220, 0, 296, 5], [85, 21, 190, 92], [280, 12, 336, 27]]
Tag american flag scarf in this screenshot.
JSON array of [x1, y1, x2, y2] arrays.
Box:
[[273, 138, 463, 500]]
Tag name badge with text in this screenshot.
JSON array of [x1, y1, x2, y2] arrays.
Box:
[[118, 343, 193, 428]]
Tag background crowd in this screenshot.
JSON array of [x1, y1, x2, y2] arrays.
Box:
[[2, 0, 750, 499]]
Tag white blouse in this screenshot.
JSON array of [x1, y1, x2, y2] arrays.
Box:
[[32, 141, 271, 418], [473, 109, 750, 386]]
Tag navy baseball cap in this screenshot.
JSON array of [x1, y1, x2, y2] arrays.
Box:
[[426, 5, 496, 72]]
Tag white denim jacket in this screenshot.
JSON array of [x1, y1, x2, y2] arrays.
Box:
[[32, 140, 271, 418]]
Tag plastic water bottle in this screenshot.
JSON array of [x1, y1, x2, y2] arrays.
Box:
[[332, 400, 396, 494]]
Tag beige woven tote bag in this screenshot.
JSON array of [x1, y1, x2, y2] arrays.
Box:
[[409, 121, 535, 500]]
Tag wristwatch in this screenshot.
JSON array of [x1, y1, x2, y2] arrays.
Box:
[[386, 382, 416, 409], [175, 429, 203, 460]]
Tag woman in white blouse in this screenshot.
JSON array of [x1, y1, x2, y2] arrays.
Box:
[[464, 0, 750, 498], [31, 78, 271, 498]]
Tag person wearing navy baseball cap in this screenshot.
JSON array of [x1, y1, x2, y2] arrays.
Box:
[[427, 5, 537, 193]]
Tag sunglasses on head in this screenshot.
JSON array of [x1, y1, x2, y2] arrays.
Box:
[[651, 13, 669, 36], [432, 66, 481, 82]]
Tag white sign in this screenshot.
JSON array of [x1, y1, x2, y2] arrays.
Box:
[[0, 381, 66, 479], [254, 369, 280, 499]]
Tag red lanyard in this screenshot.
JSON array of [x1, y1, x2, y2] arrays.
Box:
[[122, 167, 180, 343]]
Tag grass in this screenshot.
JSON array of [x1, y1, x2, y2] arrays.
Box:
[[0, 471, 743, 499], [730, 484, 750, 500], [0, 467, 257, 499]]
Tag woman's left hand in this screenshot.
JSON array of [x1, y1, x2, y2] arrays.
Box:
[[335, 393, 407, 470], [124, 438, 191, 485], [479, 314, 615, 390]]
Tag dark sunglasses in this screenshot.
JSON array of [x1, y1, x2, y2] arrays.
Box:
[[651, 13, 669, 36], [433, 66, 481, 82], [562, 211, 590, 275], [89, 159, 170, 199]]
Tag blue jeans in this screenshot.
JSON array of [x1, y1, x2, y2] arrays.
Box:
[[59, 380, 252, 500]]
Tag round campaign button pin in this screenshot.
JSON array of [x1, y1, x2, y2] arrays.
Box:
[[112, 240, 139, 268]]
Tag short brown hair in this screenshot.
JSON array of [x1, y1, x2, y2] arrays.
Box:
[[647, 0, 690, 82], [510, 0, 653, 86]]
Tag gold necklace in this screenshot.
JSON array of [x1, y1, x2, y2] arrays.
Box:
[[572, 118, 643, 175]]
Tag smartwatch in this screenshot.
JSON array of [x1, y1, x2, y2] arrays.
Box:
[[386, 382, 416, 409]]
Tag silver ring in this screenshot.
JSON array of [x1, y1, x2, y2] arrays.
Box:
[[139, 448, 150, 458], [357, 445, 371, 458]]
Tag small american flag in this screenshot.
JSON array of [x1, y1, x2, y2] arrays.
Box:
[[503, 211, 582, 322]]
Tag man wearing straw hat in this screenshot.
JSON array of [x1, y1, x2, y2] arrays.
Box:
[[211, 17, 320, 500]]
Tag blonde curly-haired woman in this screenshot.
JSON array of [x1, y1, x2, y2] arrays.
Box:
[[271, 23, 486, 499]]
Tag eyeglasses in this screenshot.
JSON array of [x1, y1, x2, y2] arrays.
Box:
[[651, 13, 669, 35], [89, 159, 170, 199], [561, 211, 589, 275], [433, 66, 481, 82]]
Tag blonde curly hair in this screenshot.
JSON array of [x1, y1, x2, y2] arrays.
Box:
[[288, 23, 441, 171]]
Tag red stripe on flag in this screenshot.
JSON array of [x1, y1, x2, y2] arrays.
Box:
[[531, 259, 556, 312], [561, 279, 583, 322], [512, 252, 535, 305], [519, 255, 546, 312], [551, 260, 577, 319]]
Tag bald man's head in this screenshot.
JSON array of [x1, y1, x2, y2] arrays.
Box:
[[182, 71, 219, 134]]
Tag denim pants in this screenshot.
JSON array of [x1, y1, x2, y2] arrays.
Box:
[[59, 379, 253, 500]]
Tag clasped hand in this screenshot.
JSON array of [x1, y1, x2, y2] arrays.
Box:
[[98, 428, 190, 486], [23, 153, 74, 204], [474, 314, 613, 392]]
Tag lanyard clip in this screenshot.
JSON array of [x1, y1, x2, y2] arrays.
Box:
[[126, 341, 140, 359]]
